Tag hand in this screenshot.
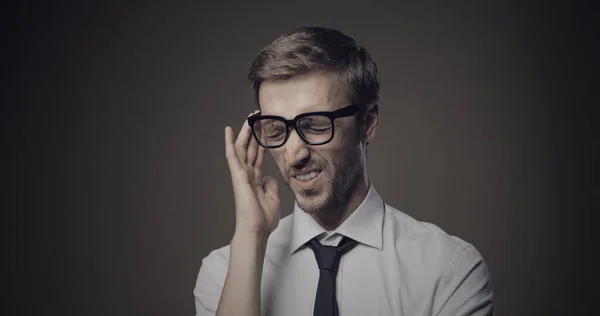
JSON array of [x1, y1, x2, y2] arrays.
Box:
[[224, 112, 280, 237]]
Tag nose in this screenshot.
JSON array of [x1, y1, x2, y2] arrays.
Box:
[[285, 128, 310, 166]]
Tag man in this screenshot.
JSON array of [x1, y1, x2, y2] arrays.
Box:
[[194, 26, 494, 316]]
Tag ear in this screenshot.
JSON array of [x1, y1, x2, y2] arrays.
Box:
[[363, 104, 379, 144]]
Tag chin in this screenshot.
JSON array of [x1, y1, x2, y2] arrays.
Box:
[[295, 188, 330, 215], [297, 200, 325, 215]]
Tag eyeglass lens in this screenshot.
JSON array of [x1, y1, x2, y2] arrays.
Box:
[[252, 115, 333, 147]]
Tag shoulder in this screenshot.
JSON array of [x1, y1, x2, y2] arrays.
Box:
[[193, 214, 295, 314], [384, 203, 472, 250], [382, 204, 493, 313], [193, 243, 230, 315], [382, 203, 486, 276]]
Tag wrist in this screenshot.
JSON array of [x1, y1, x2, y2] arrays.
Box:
[[234, 221, 271, 239], [232, 227, 270, 246]]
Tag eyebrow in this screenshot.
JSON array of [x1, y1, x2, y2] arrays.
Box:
[[261, 105, 332, 117]]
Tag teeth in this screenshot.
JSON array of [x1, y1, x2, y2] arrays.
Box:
[[295, 171, 320, 181]]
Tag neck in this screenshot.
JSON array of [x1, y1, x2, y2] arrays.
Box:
[[313, 175, 370, 231]]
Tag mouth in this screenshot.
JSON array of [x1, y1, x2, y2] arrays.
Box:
[[291, 170, 323, 187]]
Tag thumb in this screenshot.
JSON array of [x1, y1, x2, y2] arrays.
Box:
[[262, 176, 279, 201]]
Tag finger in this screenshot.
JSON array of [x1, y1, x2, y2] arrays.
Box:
[[262, 176, 279, 202], [247, 128, 259, 167], [252, 167, 262, 187], [234, 112, 255, 165], [225, 126, 242, 172], [245, 110, 262, 166], [254, 144, 265, 170]]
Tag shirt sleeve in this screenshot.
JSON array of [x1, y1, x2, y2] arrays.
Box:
[[434, 243, 494, 316], [193, 254, 225, 316]]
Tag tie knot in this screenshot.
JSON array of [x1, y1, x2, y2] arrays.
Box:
[[307, 236, 358, 271]]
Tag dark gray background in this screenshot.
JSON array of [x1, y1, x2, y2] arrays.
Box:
[[4, 1, 598, 315]]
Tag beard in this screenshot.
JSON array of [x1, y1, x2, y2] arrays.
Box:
[[286, 141, 364, 216]]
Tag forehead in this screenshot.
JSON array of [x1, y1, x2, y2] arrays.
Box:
[[258, 72, 346, 118]]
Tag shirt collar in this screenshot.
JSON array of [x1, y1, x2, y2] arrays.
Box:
[[289, 182, 384, 255]]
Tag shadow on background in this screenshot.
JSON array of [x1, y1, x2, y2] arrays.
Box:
[[4, 1, 598, 315]]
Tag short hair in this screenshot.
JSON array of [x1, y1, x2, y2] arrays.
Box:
[[248, 26, 380, 130]]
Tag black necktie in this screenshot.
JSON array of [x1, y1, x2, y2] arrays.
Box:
[[306, 236, 359, 316]]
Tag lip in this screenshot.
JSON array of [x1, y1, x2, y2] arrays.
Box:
[[291, 170, 323, 189]]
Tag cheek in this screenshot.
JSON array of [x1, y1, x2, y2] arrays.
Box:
[[313, 150, 339, 173], [324, 141, 361, 170]]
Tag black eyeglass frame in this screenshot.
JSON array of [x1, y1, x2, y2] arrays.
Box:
[[247, 104, 359, 148]]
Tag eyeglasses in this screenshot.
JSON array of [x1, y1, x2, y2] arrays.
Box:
[[247, 105, 359, 148]]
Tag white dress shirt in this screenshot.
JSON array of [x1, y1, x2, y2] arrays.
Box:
[[194, 183, 494, 316]]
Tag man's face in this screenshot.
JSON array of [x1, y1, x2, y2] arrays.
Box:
[[258, 72, 365, 216]]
